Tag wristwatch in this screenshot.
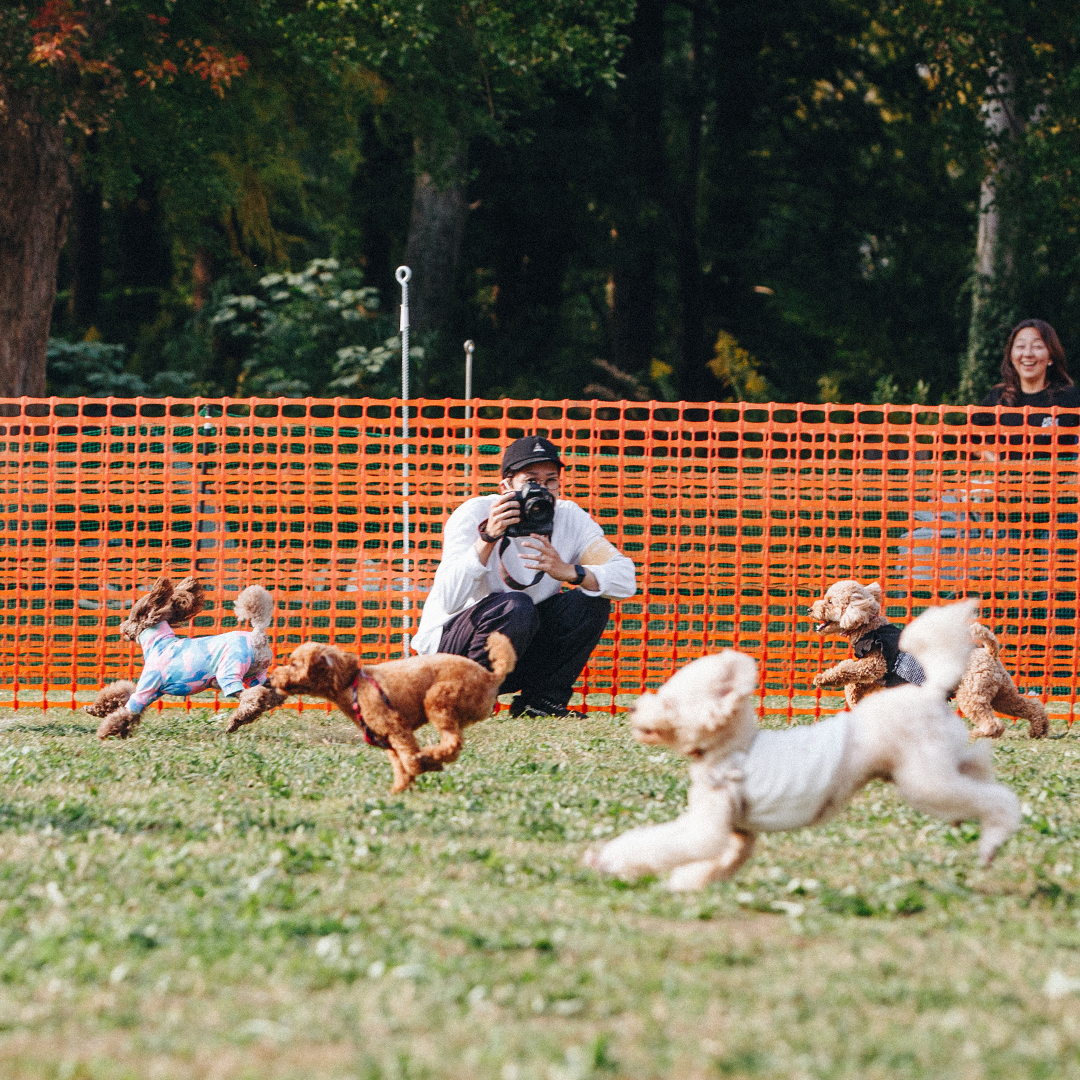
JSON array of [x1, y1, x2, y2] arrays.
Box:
[[569, 564, 587, 586]]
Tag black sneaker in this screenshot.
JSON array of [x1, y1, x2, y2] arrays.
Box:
[[509, 694, 587, 720]]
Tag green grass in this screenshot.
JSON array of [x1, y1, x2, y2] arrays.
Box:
[[0, 701, 1076, 1079]]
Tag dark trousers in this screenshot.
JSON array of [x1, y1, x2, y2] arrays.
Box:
[[438, 590, 611, 706]]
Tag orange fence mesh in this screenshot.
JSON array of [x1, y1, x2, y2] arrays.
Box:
[[0, 397, 1076, 722]]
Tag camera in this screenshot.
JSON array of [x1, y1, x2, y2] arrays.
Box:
[[504, 480, 556, 537]]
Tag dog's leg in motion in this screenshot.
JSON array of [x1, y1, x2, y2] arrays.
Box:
[[383, 748, 413, 793], [667, 830, 757, 892], [415, 700, 466, 773], [385, 730, 424, 793], [990, 683, 1050, 739], [96, 708, 140, 740], [84, 680, 136, 719], [954, 685, 1007, 738], [587, 787, 738, 882], [226, 685, 287, 733], [893, 754, 1020, 866]]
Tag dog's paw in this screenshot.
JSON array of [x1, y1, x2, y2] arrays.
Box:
[[667, 861, 717, 892], [978, 829, 1010, 867], [1028, 715, 1049, 739], [584, 844, 645, 881], [96, 709, 138, 740]]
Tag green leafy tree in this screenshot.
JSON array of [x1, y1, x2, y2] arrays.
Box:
[[884, 0, 1080, 400], [299, 0, 633, 341], [0, 0, 249, 395]]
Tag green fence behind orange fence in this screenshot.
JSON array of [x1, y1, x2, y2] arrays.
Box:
[[0, 397, 1074, 723]]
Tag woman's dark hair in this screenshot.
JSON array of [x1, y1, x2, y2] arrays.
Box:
[[997, 319, 1072, 404]]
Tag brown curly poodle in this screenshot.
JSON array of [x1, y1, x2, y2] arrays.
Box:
[[957, 622, 1049, 739], [810, 579, 1048, 738], [269, 634, 516, 793]]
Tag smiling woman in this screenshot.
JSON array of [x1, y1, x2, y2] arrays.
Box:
[[980, 319, 1080, 408]]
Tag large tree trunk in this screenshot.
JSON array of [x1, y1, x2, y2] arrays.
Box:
[[671, 0, 709, 400], [610, 0, 665, 376], [0, 92, 71, 397], [403, 141, 467, 339], [957, 174, 1004, 403], [957, 73, 1025, 403]]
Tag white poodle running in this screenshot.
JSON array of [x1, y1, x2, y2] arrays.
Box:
[[586, 600, 1020, 892]]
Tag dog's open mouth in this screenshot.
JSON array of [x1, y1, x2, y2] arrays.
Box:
[[814, 620, 831, 633]]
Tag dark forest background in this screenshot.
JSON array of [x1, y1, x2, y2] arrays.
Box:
[[9, 0, 1080, 404]]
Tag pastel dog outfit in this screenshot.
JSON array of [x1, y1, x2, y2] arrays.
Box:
[[126, 621, 268, 714]]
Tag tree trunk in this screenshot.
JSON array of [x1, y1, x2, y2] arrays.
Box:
[[671, 0, 710, 400], [957, 175, 1003, 403], [610, 0, 665, 376], [0, 92, 71, 397], [404, 141, 467, 338], [957, 73, 1025, 403]]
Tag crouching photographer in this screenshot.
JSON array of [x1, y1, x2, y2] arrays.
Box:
[[412, 437, 637, 718]]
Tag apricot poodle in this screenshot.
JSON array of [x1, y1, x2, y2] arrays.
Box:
[[269, 634, 516, 793], [586, 600, 1020, 891], [810, 579, 1048, 738], [85, 577, 285, 739]]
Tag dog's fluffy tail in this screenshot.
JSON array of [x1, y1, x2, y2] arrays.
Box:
[[969, 620, 1000, 659], [485, 632, 516, 684], [899, 598, 978, 696], [235, 585, 274, 632]]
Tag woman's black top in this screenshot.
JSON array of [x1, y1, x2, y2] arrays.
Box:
[[978, 384, 1080, 410], [974, 384, 1080, 448]]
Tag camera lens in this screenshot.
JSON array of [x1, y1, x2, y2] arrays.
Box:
[[506, 481, 555, 536]]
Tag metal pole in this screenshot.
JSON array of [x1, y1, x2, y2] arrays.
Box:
[[396, 266, 412, 657], [464, 339, 474, 419]]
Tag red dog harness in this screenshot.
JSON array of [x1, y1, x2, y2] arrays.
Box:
[[349, 669, 393, 749]]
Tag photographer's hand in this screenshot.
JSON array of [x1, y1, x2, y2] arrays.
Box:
[[520, 536, 598, 590], [475, 491, 520, 565]]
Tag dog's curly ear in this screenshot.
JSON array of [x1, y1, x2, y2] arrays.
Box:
[[167, 577, 205, 625], [839, 583, 881, 630], [289, 642, 352, 690], [700, 650, 758, 734], [145, 576, 174, 608]]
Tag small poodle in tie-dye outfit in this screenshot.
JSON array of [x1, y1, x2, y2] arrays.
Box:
[[126, 621, 269, 714], [86, 577, 285, 739]]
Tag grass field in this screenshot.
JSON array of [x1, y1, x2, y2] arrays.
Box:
[[0, 699, 1076, 1080]]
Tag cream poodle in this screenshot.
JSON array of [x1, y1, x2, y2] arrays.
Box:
[[586, 600, 1020, 891]]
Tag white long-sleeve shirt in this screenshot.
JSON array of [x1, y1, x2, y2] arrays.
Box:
[[412, 494, 637, 655]]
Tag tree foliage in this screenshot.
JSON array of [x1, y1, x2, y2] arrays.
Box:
[[15, 0, 1080, 403]]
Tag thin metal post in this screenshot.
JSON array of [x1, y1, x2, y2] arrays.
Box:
[[396, 266, 412, 656], [464, 339, 474, 418]]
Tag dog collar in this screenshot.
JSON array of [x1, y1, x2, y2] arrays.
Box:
[[350, 669, 393, 749]]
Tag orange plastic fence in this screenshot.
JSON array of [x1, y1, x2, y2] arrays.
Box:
[[0, 397, 1076, 722]]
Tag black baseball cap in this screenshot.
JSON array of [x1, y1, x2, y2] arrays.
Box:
[[501, 436, 564, 476]]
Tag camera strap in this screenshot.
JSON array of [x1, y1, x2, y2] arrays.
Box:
[[495, 536, 544, 591]]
